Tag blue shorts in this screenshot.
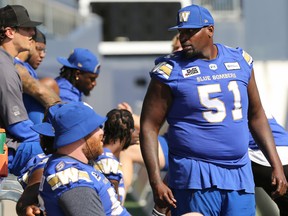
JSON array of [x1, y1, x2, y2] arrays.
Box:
[[158, 135, 169, 171], [8, 141, 43, 176], [171, 188, 255, 216]]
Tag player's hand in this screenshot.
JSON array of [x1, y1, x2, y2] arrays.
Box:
[[131, 129, 140, 145], [152, 181, 177, 209], [117, 102, 133, 113], [25, 205, 41, 216], [271, 167, 287, 199]]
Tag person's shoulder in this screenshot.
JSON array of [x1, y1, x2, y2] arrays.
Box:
[[14, 57, 25, 65], [218, 43, 242, 55], [18, 153, 48, 187], [43, 156, 97, 188], [45, 155, 84, 174], [55, 77, 69, 85], [154, 52, 181, 65], [103, 148, 116, 158], [218, 44, 253, 66], [150, 52, 183, 80], [0, 48, 13, 62], [95, 151, 121, 174]]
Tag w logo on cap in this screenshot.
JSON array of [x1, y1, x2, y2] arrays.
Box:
[[179, 11, 190, 22]]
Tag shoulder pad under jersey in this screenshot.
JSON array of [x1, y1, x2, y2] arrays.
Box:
[[242, 50, 253, 66], [151, 62, 173, 79]]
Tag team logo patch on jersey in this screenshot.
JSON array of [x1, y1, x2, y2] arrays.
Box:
[[242, 50, 253, 66], [182, 66, 200, 78], [209, 64, 217, 70], [152, 62, 173, 79], [47, 168, 91, 190], [12, 106, 20, 116], [224, 62, 240, 70]]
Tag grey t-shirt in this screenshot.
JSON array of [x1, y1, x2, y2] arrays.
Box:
[[0, 48, 29, 145]]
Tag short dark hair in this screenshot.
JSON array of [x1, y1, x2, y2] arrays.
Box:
[[0, 27, 6, 43], [104, 109, 134, 150]]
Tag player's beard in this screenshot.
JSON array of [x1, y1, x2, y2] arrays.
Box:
[[82, 135, 103, 161], [183, 48, 203, 59], [181, 42, 204, 59], [82, 89, 91, 96]]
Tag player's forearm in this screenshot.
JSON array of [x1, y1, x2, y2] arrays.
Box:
[[140, 130, 162, 187], [24, 79, 61, 108], [249, 109, 282, 168], [16, 183, 41, 216], [16, 64, 61, 107]]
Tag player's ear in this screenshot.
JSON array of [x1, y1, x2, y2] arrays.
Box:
[[75, 70, 81, 81], [207, 26, 214, 37], [4, 27, 15, 39]]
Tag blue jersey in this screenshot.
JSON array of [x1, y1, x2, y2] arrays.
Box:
[[151, 44, 254, 192], [39, 155, 129, 216], [249, 117, 288, 149], [94, 148, 125, 204], [14, 58, 44, 124], [18, 153, 50, 189], [55, 77, 82, 102]]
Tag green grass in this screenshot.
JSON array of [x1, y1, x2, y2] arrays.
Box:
[[124, 193, 146, 216]]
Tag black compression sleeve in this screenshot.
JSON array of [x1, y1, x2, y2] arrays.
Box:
[[59, 187, 106, 216]]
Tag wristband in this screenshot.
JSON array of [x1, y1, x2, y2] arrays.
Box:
[[152, 208, 166, 216]]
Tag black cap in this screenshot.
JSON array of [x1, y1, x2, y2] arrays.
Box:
[[0, 5, 41, 28], [33, 28, 46, 44]]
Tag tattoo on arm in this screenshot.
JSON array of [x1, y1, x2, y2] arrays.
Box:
[[16, 64, 61, 108]]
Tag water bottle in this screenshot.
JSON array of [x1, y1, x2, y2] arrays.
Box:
[[0, 128, 5, 154], [0, 128, 8, 177]]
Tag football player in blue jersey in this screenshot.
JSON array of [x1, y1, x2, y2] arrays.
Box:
[[15, 28, 60, 125], [31, 102, 130, 216], [55, 48, 101, 103], [140, 4, 287, 216], [249, 112, 288, 216], [16, 103, 57, 216], [94, 108, 135, 205], [117, 102, 169, 196]]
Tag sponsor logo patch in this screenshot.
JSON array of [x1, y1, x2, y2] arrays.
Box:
[[224, 62, 240, 70], [182, 66, 201, 78], [209, 64, 217, 70]]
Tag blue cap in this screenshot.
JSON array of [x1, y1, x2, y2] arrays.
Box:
[[31, 102, 107, 149], [169, 4, 214, 30], [57, 48, 100, 74]]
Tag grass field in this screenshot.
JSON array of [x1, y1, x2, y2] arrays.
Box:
[[124, 193, 147, 216]]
